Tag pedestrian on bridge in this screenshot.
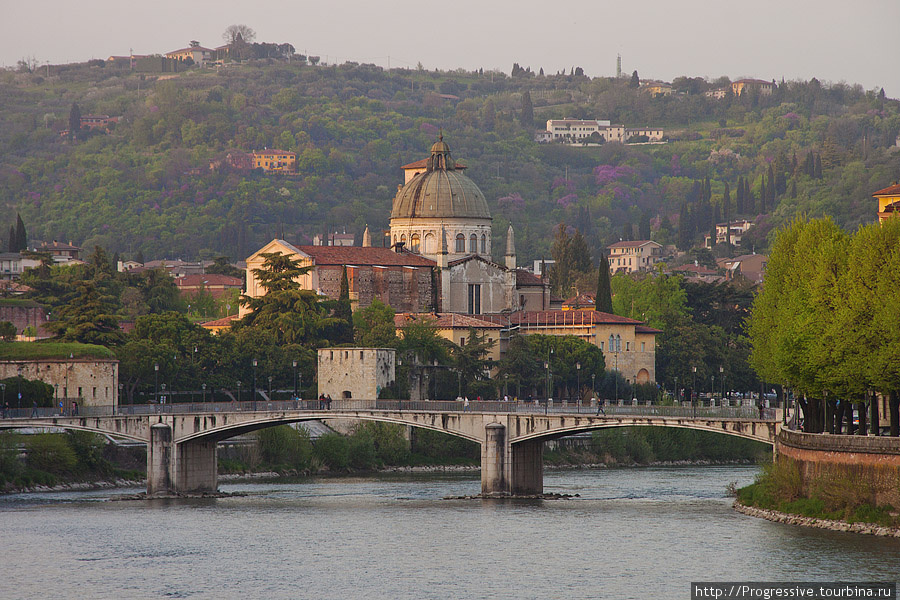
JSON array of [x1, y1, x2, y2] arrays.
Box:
[[464, 396, 470, 411], [31, 400, 38, 418], [596, 398, 605, 416]]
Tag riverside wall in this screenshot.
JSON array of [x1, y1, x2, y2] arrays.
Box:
[[776, 429, 900, 507]]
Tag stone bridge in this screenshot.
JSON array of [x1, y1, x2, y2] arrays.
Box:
[[0, 400, 780, 497]]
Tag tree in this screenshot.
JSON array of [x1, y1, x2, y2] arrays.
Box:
[[630, 70, 640, 88], [353, 299, 397, 348], [595, 256, 613, 313], [0, 321, 16, 341], [520, 91, 534, 129], [550, 225, 593, 297], [14, 214, 26, 252], [45, 280, 124, 346], [639, 212, 651, 240], [451, 328, 496, 397], [238, 252, 339, 346], [68, 102, 81, 142], [223, 25, 256, 61]]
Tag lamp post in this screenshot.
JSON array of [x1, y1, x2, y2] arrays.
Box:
[[268, 375, 273, 403], [674, 376, 679, 404], [591, 373, 596, 406], [576, 362, 581, 406], [202, 383, 207, 404], [237, 381, 242, 407], [711, 375, 715, 406], [692, 366, 697, 418], [54, 383, 58, 415], [154, 363, 159, 406], [292, 360, 298, 398], [720, 366, 725, 403], [252, 358, 258, 411], [161, 383, 166, 408], [117, 383, 123, 415], [0, 383, 5, 417]]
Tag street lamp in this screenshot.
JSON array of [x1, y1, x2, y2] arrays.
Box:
[[720, 366, 725, 402], [117, 383, 123, 415], [154, 363, 159, 406], [292, 360, 298, 397], [237, 381, 242, 407], [252, 358, 258, 411], [576, 362, 581, 406], [0, 383, 5, 417], [591, 373, 596, 405], [268, 375, 273, 402], [674, 376, 679, 404], [202, 383, 207, 403], [692, 366, 697, 418], [711, 375, 715, 405]]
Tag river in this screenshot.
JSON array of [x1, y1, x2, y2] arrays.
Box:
[[1, 465, 898, 600]]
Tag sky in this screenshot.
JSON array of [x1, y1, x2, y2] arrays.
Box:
[[3, 0, 899, 96]]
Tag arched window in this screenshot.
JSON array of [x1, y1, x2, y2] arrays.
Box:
[[424, 233, 435, 254], [616, 334, 621, 352], [456, 234, 465, 253], [609, 334, 615, 351], [410, 233, 420, 253], [481, 234, 486, 254], [400, 234, 406, 245], [469, 234, 477, 253]]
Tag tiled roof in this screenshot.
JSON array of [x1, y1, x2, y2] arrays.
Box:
[[297, 246, 436, 267], [562, 293, 595, 307], [635, 325, 663, 334], [873, 183, 900, 196], [447, 254, 505, 270], [608, 240, 660, 249], [175, 274, 243, 287], [510, 310, 643, 326], [36, 241, 81, 251], [515, 269, 543, 286], [253, 149, 295, 157], [671, 264, 718, 275], [394, 313, 502, 329], [200, 314, 239, 328], [167, 46, 214, 54], [401, 158, 467, 170]]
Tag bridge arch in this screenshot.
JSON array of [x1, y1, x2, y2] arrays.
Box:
[[0, 420, 148, 444], [509, 418, 775, 446]]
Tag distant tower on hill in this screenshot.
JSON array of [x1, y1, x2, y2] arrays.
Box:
[[617, 54, 622, 78]]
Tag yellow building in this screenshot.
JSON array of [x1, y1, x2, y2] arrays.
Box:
[[731, 78, 776, 97], [252, 149, 297, 173], [874, 183, 900, 223], [395, 313, 504, 363]]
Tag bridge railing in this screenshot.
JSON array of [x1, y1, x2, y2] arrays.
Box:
[[0, 400, 776, 421]]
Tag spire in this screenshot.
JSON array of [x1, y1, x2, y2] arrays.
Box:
[[362, 225, 371, 247], [505, 225, 516, 270], [438, 224, 448, 269]]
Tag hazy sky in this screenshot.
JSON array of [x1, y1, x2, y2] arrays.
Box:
[[3, 0, 898, 95]]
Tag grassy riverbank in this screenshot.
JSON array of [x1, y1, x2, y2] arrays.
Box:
[[736, 460, 900, 528]]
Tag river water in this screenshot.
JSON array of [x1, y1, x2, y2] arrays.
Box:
[[1, 465, 898, 600]]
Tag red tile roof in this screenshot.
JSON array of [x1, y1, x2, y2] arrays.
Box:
[[635, 325, 663, 334], [394, 313, 502, 329], [298, 246, 436, 267], [201, 314, 239, 328], [671, 264, 718, 275], [508, 310, 643, 326], [873, 183, 900, 196], [253, 149, 295, 157], [515, 269, 544, 286], [175, 274, 243, 287], [562, 293, 595, 307]]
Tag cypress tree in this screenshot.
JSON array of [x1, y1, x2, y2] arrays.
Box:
[[595, 255, 613, 313], [677, 201, 692, 251], [639, 212, 651, 240], [520, 91, 534, 129], [7, 225, 15, 253], [745, 179, 753, 214], [622, 220, 633, 241], [68, 102, 81, 142], [736, 177, 745, 214], [14, 213, 26, 252], [814, 154, 823, 179], [722, 183, 731, 246]]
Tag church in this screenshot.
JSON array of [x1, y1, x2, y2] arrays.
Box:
[[244, 136, 549, 316], [241, 136, 657, 383]]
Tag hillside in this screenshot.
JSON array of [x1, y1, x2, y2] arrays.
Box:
[[1, 60, 898, 264]]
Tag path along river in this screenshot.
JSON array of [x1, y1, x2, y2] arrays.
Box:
[[1, 465, 898, 600]]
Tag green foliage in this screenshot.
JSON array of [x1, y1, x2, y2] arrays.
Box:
[[0, 376, 54, 407], [353, 299, 397, 347], [590, 427, 769, 465], [0, 341, 114, 360], [256, 425, 313, 470], [0, 321, 16, 341], [25, 433, 78, 474], [314, 433, 351, 470]]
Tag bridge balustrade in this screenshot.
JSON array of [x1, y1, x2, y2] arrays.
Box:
[[0, 400, 776, 420]]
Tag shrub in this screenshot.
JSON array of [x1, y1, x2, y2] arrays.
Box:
[[257, 425, 313, 470], [25, 434, 77, 475], [314, 433, 351, 470]]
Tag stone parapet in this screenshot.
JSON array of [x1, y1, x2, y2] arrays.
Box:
[[778, 429, 900, 456]]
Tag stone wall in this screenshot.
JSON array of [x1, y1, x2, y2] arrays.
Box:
[[776, 429, 900, 507], [317, 348, 395, 405], [0, 359, 119, 407], [0, 304, 51, 337]]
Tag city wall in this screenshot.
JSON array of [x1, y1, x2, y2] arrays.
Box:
[[776, 429, 900, 507]]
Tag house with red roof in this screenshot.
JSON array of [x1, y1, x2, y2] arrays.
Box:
[[175, 274, 243, 299], [874, 182, 900, 223]]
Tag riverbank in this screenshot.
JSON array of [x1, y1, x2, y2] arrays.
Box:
[[733, 501, 900, 537]]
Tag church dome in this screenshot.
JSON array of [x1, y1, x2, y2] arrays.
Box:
[[391, 137, 491, 220]]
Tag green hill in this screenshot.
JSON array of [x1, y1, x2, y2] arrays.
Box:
[[0, 60, 898, 264]]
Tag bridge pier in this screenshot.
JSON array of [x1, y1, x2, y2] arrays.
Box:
[[147, 421, 218, 497], [481, 423, 543, 497]]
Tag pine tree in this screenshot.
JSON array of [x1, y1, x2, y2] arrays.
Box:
[[736, 177, 745, 214], [622, 220, 633, 241], [335, 265, 353, 343], [135, 249, 145, 265], [814, 154, 823, 179], [629, 70, 640, 88], [595, 255, 613, 313]]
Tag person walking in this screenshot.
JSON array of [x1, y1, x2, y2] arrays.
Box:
[[72, 400, 78, 416], [31, 400, 38, 418], [596, 397, 605, 416], [463, 396, 470, 412]]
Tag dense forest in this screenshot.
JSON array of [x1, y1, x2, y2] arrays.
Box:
[[1, 57, 898, 265]]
